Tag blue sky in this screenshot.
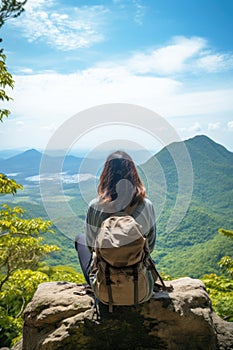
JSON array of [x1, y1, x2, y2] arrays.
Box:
[[1, 0, 233, 154]]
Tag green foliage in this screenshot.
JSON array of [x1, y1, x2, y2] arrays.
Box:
[[0, 202, 59, 347], [218, 256, 233, 279], [154, 229, 233, 278], [202, 274, 233, 321], [0, 266, 84, 347], [38, 264, 85, 284], [0, 269, 48, 347], [218, 228, 233, 279], [0, 0, 27, 120], [0, 204, 59, 290], [0, 52, 14, 121], [201, 228, 233, 322], [0, 307, 22, 348], [0, 173, 23, 194], [0, 0, 27, 28], [219, 228, 233, 238]]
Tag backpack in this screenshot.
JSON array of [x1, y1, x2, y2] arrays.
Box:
[[89, 207, 166, 312]]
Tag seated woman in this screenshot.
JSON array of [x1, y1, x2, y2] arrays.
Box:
[[75, 150, 156, 285]]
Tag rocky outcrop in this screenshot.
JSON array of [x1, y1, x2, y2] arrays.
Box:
[[14, 277, 233, 350]]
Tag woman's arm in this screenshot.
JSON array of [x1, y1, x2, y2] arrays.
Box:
[[147, 224, 156, 253], [85, 205, 97, 252], [146, 201, 156, 253]]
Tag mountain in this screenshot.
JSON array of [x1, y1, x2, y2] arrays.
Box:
[[141, 135, 233, 277], [0, 149, 28, 159], [0, 149, 42, 176], [0, 135, 232, 278], [144, 135, 233, 212], [0, 149, 97, 183]]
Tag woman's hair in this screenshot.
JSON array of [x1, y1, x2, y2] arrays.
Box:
[[97, 150, 146, 206]]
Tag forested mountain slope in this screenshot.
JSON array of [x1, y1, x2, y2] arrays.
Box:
[[142, 135, 233, 276], [1, 135, 232, 277]]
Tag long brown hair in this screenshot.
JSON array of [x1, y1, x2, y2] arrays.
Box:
[[97, 150, 146, 207]]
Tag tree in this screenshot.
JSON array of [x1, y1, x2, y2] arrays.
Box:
[[218, 228, 233, 279], [0, 0, 27, 121], [202, 228, 233, 321], [0, 204, 59, 291], [0, 2, 84, 346], [0, 0, 27, 28], [0, 173, 23, 194], [0, 2, 56, 345], [0, 51, 14, 121]]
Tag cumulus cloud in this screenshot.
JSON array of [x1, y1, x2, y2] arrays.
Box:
[[189, 122, 202, 132], [9, 67, 233, 127], [208, 122, 221, 130], [6, 36, 233, 128], [9, 0, 108, 51], [3, 34, 233, 149], [197, 53, 233, 73], [9, 69, 180, 123], [125, 36, 206, 75], [118, 36, 233, 76]]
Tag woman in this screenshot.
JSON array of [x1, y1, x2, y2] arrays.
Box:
[[75, 150, 156, 284]]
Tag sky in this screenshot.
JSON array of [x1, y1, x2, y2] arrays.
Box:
[[1, 0, 233, 156]]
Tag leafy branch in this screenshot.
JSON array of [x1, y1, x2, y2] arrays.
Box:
[[0, 0, 27, 28]]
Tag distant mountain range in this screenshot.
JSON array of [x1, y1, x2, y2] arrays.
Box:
[[1, 135, 233, 278], [0, 149, 98, 183]]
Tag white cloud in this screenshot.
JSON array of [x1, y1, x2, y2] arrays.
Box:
[[197, 53, 233, 72], [3, 36, 233, 150], [18, 67, 34, 74], [189, 122, 202, 132], [117, 36, 233, 76], [133, 0, 146, 25], [9, 67, 233, 126], [112, 0, 146, 24], [9, 69, 180, 123], [125, 36, 206, 75], [208, 122, 221, 131], [6, 37, 233, 128], [227, 121, 233, 130], [9, 0, 108, 51]]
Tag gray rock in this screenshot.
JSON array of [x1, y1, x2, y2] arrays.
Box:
[[16, 277, 233, 350]]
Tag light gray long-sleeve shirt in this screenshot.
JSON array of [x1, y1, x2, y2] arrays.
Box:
[[85, 197, 156, 253]]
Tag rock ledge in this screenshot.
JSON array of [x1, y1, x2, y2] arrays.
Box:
[[14, 277, 233, 350]]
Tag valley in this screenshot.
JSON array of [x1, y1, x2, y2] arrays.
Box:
[[1, 134, 233, 278]]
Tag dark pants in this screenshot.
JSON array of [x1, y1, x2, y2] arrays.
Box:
[[74, 234, 92, 285]]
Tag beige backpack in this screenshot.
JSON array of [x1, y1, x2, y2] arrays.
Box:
[[89, 208, 166, 312]]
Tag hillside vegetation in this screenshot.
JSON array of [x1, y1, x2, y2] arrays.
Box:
[[142, 135, 233, 277], [1, 135, 233, 278]]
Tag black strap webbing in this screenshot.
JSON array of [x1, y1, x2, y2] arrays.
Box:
[[148, 257, 167, 291], [105, 264, 113, 312], [133, 265, 139, 305]]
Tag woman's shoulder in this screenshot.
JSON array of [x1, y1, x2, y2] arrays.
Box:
[[143, 197, 153, 206], [88, 197, 101, 211], [133, 197, 154, 216], [87, 198, 107, 214], [88, 197, 154, 215], [141, 197, 154, 210]]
